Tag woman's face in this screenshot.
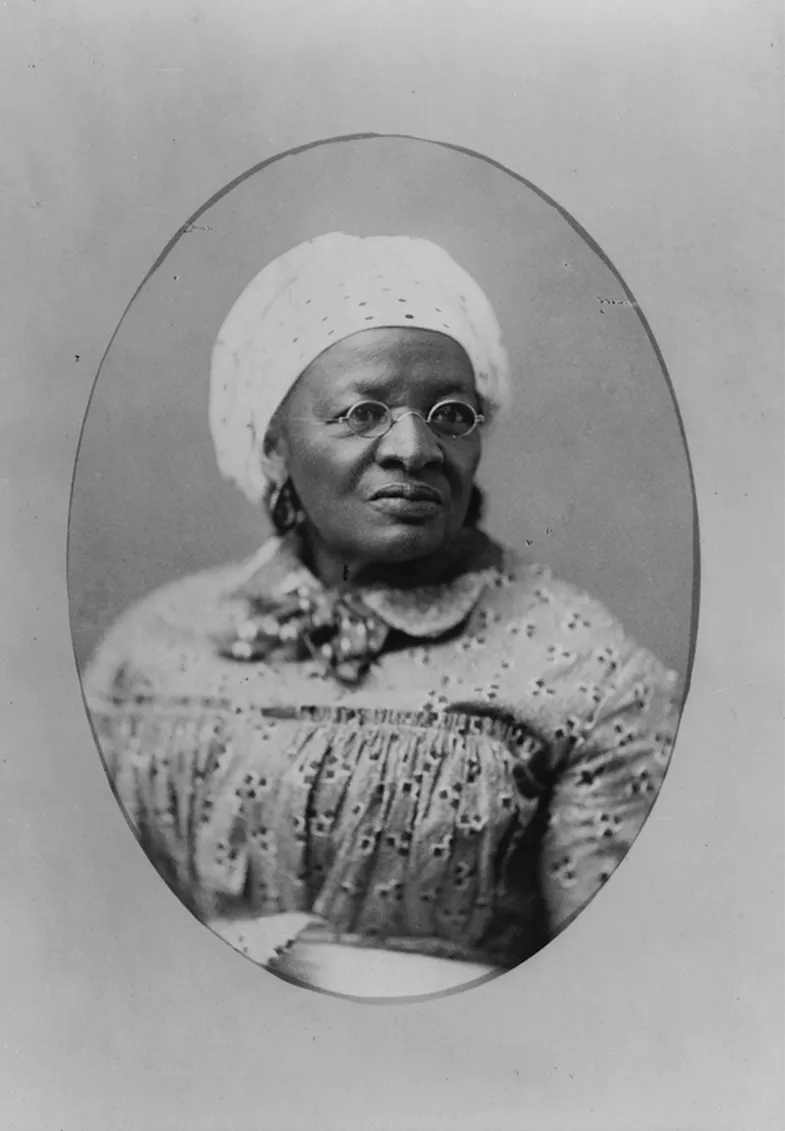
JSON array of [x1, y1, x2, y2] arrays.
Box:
[[275, 327, 482, 570]]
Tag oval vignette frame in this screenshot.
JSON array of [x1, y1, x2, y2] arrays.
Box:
[[67, 132, 700, 1005]]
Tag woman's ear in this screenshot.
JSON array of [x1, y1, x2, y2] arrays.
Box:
[[262, 413, 290, 475]]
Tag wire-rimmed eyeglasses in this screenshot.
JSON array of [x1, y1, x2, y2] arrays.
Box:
[[330, 399, 485, 440]]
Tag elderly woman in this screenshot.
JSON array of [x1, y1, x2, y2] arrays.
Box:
[[84, 232, 681, 995]]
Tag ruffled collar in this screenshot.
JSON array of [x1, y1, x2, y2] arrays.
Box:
[[230, 527, 502, 633], [216, 528, 503, 683]]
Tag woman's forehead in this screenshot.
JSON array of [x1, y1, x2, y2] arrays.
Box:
[[297, 327, 476, 398]]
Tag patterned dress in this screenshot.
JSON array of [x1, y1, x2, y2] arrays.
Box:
[[83, 529, 681, 969]]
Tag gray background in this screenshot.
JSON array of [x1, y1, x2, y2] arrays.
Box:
[[69, 135, 694, 676], [2, 2, 782, 1130]]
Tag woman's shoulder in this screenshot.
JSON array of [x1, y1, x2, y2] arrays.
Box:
[[488, 541, 676, 674], [491, 543, 616, 623], [480, 543, 681, 705], [82, 540, 284, 693]]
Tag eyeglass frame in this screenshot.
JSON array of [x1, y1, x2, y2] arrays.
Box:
[[328, 398, 486, 440]]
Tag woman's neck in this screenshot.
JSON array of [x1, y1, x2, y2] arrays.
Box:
[[298, 526, 472, 591]]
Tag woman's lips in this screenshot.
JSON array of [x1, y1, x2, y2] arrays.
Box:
[[370, 482, 444, 503], [369, 482, 444, 518]]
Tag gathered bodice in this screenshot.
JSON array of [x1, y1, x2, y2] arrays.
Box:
[[84, 532, 681, 968]]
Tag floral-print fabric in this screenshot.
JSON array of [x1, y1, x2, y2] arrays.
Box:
[[84, 530, 681, 968]]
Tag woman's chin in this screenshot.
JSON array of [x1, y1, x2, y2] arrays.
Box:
[[366, 521, 453, 564]]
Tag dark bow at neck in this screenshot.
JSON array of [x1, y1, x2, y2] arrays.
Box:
[[215, 529, 503, 684]]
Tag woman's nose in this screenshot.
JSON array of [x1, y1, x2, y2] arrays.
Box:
[[375, 411, 444, 470]]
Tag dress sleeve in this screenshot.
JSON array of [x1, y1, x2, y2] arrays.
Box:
[[81, 592, 232, 920], [538, 633, 681, 936]]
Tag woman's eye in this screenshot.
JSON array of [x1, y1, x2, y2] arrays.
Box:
[[430, 401, 475, 432], [346, 401, 387, 426]]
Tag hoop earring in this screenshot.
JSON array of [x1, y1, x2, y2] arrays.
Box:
[[270, 478, 303, 533]]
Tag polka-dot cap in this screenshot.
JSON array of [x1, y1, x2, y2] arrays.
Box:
[[209, 232, 511, 506]]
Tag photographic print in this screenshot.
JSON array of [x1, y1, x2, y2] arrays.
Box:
[[4, 2, 781, 1127], [70, 136, 695, 999]]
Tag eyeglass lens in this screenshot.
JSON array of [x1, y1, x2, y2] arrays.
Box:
[[344, 400, 480, 439]]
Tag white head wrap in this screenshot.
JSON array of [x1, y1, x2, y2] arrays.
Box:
[[209, 232, 511, 505]]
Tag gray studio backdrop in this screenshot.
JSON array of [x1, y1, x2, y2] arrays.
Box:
[[68, 135, 695, 678]]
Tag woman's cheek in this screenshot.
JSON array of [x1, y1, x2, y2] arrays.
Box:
[[295, 450, 363, 516], [449, 451, 480, 498]]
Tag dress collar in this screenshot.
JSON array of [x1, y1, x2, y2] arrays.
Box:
[[225, 527, 503, 640]]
